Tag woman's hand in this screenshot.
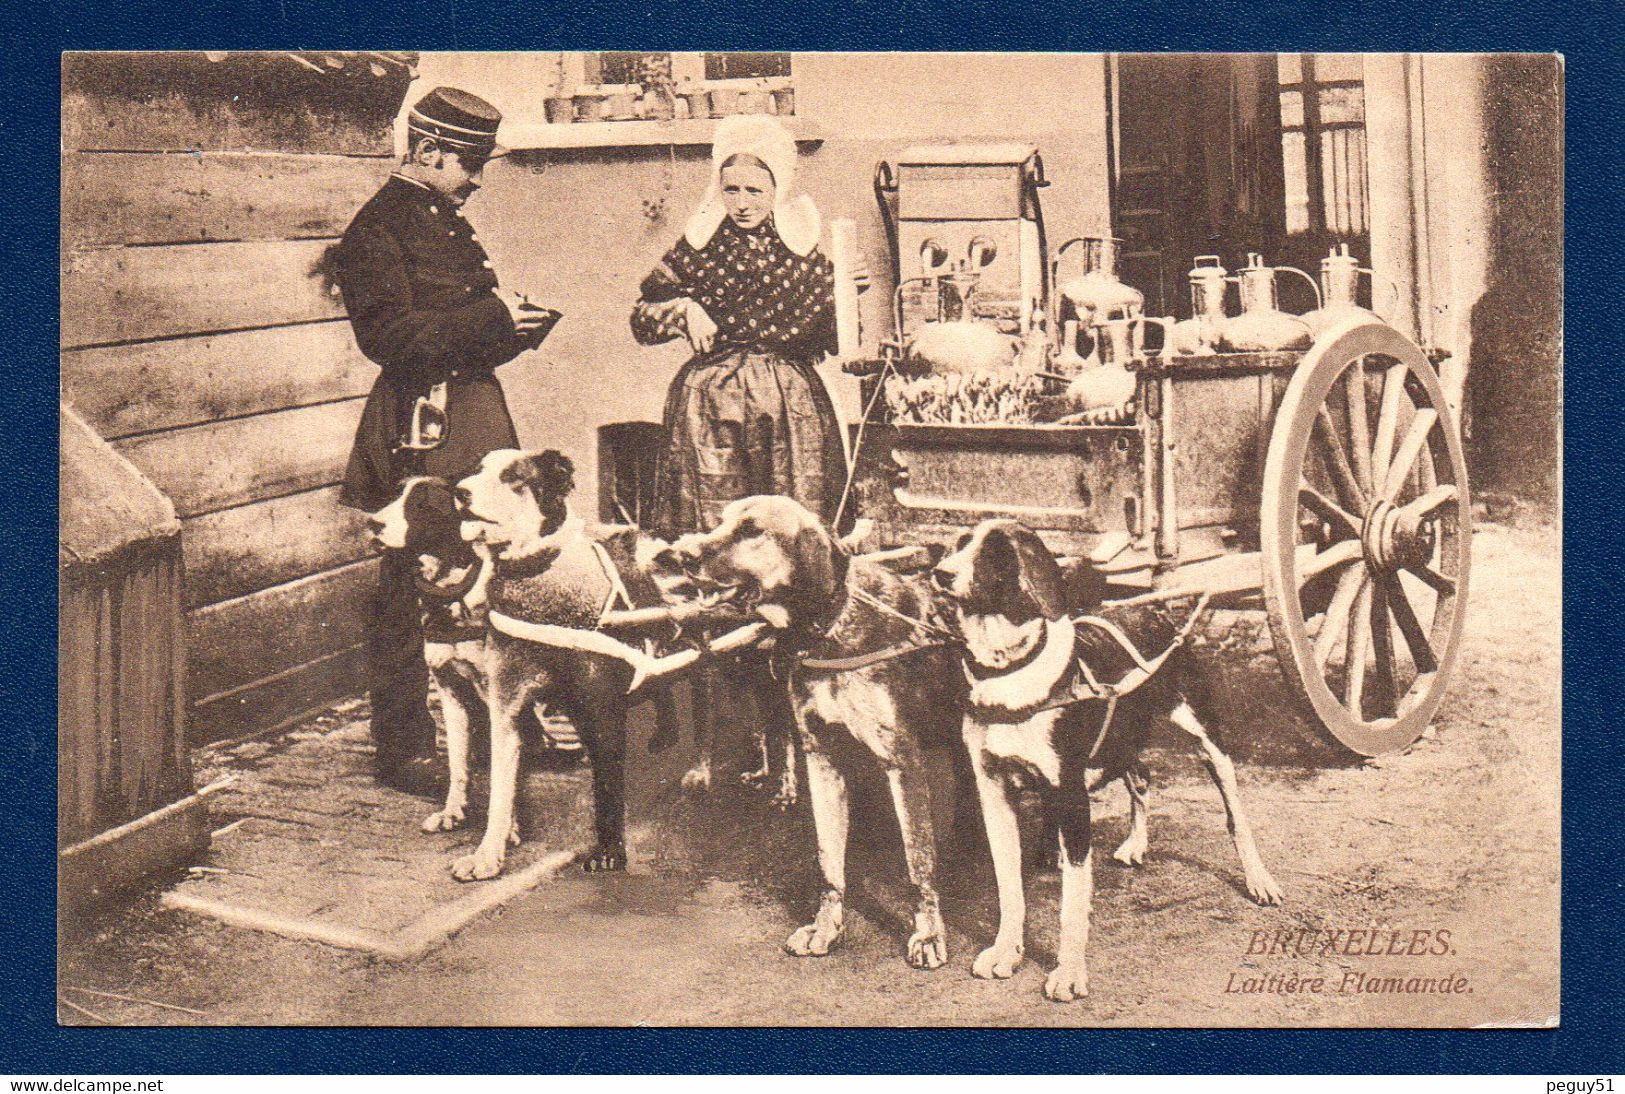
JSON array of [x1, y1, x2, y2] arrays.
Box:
[[685, 299, 719, 354]]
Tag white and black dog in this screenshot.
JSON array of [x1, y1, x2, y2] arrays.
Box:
[[933, 519, 1283, 1001], [367, 476, 495, 835]]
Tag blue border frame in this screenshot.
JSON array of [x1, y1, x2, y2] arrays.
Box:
[[14, 0, 1620, 1073]]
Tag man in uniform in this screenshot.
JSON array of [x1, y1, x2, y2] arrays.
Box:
[[335, 86, 557, 795]]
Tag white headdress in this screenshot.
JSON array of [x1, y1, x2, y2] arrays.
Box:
[[684, 115, 821, 257]]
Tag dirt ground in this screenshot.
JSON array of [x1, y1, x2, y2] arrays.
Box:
[[58, 519, 1559, 1028]]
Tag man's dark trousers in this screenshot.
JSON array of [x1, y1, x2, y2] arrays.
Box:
[[367, 549, 438, 769]]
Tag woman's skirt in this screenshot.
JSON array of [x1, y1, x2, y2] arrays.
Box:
[[652, 347, 847, 538]]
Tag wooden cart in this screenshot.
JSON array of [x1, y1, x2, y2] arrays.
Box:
[[849, 316, 1471, 757]]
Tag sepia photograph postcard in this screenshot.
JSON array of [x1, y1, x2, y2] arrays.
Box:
[[57, 50, 1561, 1028]]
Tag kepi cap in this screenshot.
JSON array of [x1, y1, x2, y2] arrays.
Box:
[[407, 86, 505, 159]]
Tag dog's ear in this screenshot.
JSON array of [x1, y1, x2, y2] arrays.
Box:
[[503, 449, 575, 498], [1006, 523, 1068, 622], [791, 520, 849, 607], [503, 450, 575, 529]]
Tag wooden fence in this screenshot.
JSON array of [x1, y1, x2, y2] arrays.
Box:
[[60, 62, 401, 744]]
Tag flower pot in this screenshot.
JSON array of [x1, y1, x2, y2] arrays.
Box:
[[572, 94, 608, 122], [679, 91, 711, 119], [544, 96, 574, 124], [640, 93, 675, 121], [737, 90, 771, 115], [603, 91, 638, 120], [771, 88, 796, 115], [708, 88, 742, 117]]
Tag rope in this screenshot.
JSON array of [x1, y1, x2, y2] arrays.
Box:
[[832, 355, 896, 533], [848, 584, 961, 643]]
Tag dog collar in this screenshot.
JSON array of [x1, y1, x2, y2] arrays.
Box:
[[963, 623, 1050, 679], [415, 556, 483, 603]]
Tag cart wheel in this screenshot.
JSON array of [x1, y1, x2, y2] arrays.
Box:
[[1260, 318, 1471, 756]]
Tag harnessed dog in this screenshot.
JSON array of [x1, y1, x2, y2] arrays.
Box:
[[367, 476, 496, 833], [448, 448, 732, 881], [934, 519, 1284, 1001], [664, 496, 968, 970]]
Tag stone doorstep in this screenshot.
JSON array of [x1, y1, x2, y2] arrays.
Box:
[[162, 849, 581, 960], [164, 717, 597, 960]]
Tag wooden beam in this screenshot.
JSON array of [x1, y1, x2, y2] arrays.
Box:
[[63, 320, 375, 440], [62, 151, 390, 247], [182, 485, 374, 609], [186, 558, 376, 704], [188, 645, 366, 746], [114, 398, 363, 518], [61, 239, 345, 348], [62, 90, 395, 156]]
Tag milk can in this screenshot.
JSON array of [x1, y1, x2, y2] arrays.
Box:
[[1217, 253, 1316, 352], [1301, 243, 1388, 336], [1168, 255, 1229, 355], [1056, 236, 1144, 328]]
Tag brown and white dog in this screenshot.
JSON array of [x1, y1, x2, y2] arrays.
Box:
[[933, 519, 1283, 1001], [450, 448, 699, 881], [367, 476, 495, 835], [665, 495, 967, 969]]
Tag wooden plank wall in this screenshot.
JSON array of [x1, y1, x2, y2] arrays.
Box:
[[61, 88, 396, 745]]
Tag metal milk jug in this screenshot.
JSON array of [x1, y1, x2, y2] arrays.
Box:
[[1216, 252, 1315, 352], [1056, 236, 1144, 329], [1301, 243, 1384, 336], [1168, 255, 1229, 355]]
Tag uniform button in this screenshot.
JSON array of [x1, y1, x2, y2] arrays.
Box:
[[449, 229, 457, 237], [464, 286, 474, 294], [481, 260, 492, 269], [429, 205, 438, 214]]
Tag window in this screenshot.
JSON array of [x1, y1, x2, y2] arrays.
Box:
[[584, 52, 667, 88], [1278, 54, 1368, 236], [703, 53, 791, 81]]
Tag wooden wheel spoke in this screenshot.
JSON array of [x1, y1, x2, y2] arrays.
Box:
[[1381, 407, 1439, 501], [1314, 405, 1368, 512], [1407, 562, 1457, 595], [1299, 485, 1360, 537], [1382, 574, 1438, 674], [1314, 565, 1367, 671], [1369, 580, 1398, 718], [1302, 538, 1363, 581], [1400, 483, 1457, 519], [1371, 361, 1408, 476], [1344, 580, 1373, 714], [1344, 361, 1374, 495]]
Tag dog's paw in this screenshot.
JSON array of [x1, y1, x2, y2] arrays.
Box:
[[681, 762, 713, 792], [421, 805, 467, 833], [906, 910, 948, 970], [451, 845, 505, 882], [738, 765, 770, 790], [1112, 833, 1147, 866], [1246, 869, 1285, 906], [1043, 964, 1089, 1002], [972, 942, 1023, 980], [507, 821, 522, 847], [785, 920, 845, 957], [579, 844, 627, 873], [785, 893, 845, 957]]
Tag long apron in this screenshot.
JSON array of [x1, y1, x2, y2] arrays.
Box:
[[651, 347, 847, 538]]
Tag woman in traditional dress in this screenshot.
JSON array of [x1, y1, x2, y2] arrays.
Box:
[[631, 115, 862, 795], [632, 114, 856, 539]]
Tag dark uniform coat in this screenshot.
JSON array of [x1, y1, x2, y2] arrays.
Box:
[[335, 174, 529, 511]]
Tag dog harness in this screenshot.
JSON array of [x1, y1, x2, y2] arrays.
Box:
[[966, 592, 1210, 760], [796, 581, 962, 674]]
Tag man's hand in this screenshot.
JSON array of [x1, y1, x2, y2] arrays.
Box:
[[500, 289, 560, 347], [685, 299, 719, 355]]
